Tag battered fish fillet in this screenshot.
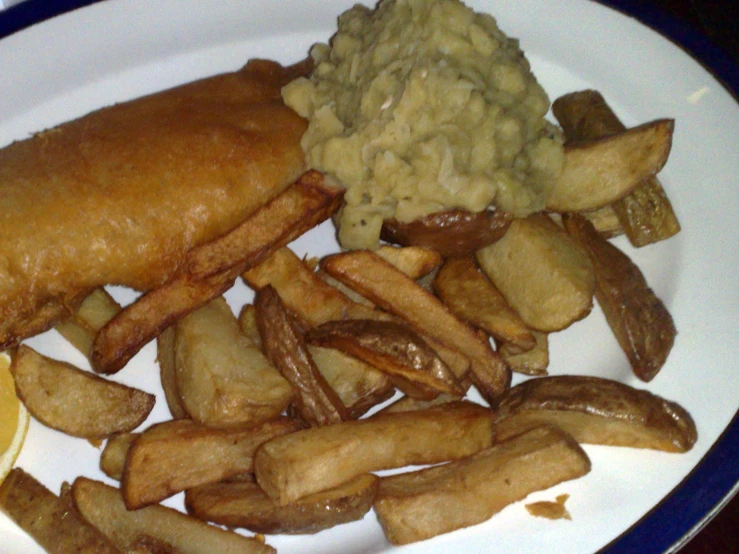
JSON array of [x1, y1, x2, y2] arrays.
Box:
[[0, 59, 309, 348]]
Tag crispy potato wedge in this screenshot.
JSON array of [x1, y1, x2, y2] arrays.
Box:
[[10, 345, 154, 439], [0, 468, 121, 554], [321, 250, 508, 403], [376, 393, 461, 415], [100, 432, 139, 481], [255, 286, 349, 426], [156, 326, 188, 419], [122, 417, 301, 509], [174, 296, 293, 427], [499, 331, 549, 376], [476, 214, 595, 332], [254, 402, 493, 505], [185, 474, 378, 535], [55, 288, 122, 361], [91, 171, 343, 374], [244, 247, 470, 380], [552, 90, 680, 246], [374, 246, 443, 279], [306, 319, 464, 398], [381, 209, 512, 257], [238, 304, 263, 348], [72, 477, 275, 554], [494, 376, 696, 452], [551, 205, 624, 239], [374, 426, 590, 545], [562, 213, 676, 381], [434, 256, 535, 351], [546, 119, 674, 212]]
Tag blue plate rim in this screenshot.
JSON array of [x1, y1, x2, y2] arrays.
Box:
[[1, 1, 738, 553]]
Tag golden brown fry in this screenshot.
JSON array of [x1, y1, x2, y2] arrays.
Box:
[[255, 286, 349, 426], [376, 393, 461, 415], [254, 402, 494, 505], [72, 477, 275, 554], [55, 288, 121, 360], [562, 213, 676, 381], [476, 214, 595, 332], [185, 474, 378, 535], [373, 426, 590, 545], [374, 246, 443, 279], [380, 209, 512, 257], [546, 119, 674, 212], [122, 417, 301, 509], [100, 433, 139, 481], [174, 297, 293, 427], [238, 304, 263, 349], [91, 171, 344, 375], [306, 319, 464, 398], [499, 331, 549, 376], [10, 345, 154, 440], [494, 375, 696, 452], [434, 256, 535, 351], [552, 90, 680, 246], [156, 326, 188, 419], [0, 468, 121, 553], [321, 250, 508, 403]]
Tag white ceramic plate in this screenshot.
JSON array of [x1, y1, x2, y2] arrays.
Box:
[[1, 1, 738, 552]]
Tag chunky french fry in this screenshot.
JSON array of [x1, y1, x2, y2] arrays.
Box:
[[91, 171, 343, 374], [306, 319, 464, 398], [374, 426, 591, 545], [72, 477, 275, 554], [376, 393, 461, 415], [174, 296, 293, 427], [499, 331, 549, 376], [54, 288, 122, 360], [254, 402, 493, 505], [552, 90, 680, 246], [546, 119, 674, 212], [255, 286, 349, 426], [238, 304, 263, 348], [244, 247, 471, 380], [562, 213, 676, 381], [494, 376, 696, 452], [381, 209, 512, 257], [122, 417, 301, 509], [185, 474, 378, 535], [156, 326, 188, 419], [321, 250, 508, 403], [100, 432, 139, 481], [374, 246, 443, 279], [476, 214, 595, 332], [434, 256, 535, 351], [0, 469, 120, 554], [10, 345, 154, 439]]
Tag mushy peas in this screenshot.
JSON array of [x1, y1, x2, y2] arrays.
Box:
[[282, 0, 564, 249]]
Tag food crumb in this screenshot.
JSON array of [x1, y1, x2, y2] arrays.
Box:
[[525, 493, 571, 520]]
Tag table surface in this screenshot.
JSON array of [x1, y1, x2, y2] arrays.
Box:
[[0, 1, 737, 553]]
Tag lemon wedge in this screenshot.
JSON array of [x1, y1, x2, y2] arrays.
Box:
[[0, 351, 29, 484]]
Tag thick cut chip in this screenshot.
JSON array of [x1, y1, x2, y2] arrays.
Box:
[[100, 432, 139, 481], [254, 402, 493, 505], [499, 331, 550, 376], [122, 417, 301, 509], [0, 468, 120, 553], [72, 477, 275, 554], [174, 296, 293, 427], [476, 214, 595, 332], [546, 119, 674, 211], [10, 345, 154, 440], [376, 393, 461, 415], [374, 426, 591, 545], [562, 213, 676, 381], [320, 250, 508, 403], [54, 288, 121, 361], [373, 246, 443, 279], [156, 326, 188, 419], [434, 256, 535, 351], [494, 375, 696, 452], [185, 474, 378, 535]]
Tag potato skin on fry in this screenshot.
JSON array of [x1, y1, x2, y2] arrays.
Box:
[[381, 209, 512, 257], [373, 426, 591, 545], [494, 375, 696, 452], [10, 345, 154, 440], [185, 474, 378, 535], [562, 213, 676, 381], [254, 402, 494, 505]]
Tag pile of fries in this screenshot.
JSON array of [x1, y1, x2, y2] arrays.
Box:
[[0, 90, 696, 552]]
